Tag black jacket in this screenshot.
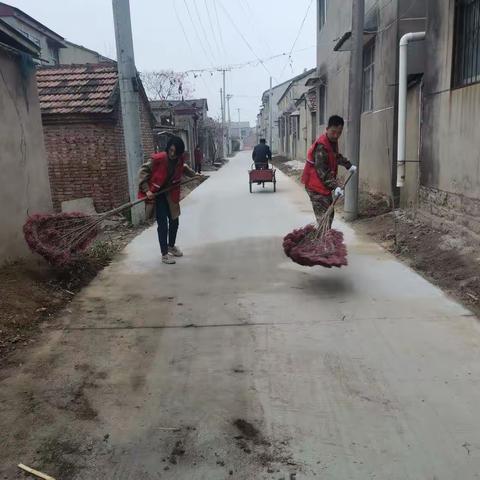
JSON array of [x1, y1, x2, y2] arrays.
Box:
[[252, 143, 272, 163]]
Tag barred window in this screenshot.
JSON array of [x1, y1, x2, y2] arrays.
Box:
[[453, 0, 480, 88], [362, 40, 375, 112]]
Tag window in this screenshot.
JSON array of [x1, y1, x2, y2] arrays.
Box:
[[362, 40, 375, 112], [318, 82, 327, 125], [319, 0, 327, 30], [453, 0, 480, 88]]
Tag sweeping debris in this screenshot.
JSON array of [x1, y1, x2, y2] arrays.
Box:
[[23, 178, 198, 266]]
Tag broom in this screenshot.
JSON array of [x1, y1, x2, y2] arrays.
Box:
[[283, 171, 355, 268], [23, 178, 200, 266]]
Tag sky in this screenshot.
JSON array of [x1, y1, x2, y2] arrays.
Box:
[[8, 0, 316, 125]]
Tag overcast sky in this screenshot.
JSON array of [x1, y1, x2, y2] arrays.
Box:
[[8, 0, 316, 125]]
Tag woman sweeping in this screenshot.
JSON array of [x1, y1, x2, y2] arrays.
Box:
[[138, 136, 201, 264]]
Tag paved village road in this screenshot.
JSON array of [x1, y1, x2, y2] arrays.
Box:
[[2, 150, 480, 480]]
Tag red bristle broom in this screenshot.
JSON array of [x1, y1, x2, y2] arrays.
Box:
[[23, 178, 198, 266], [283, 171, 354, 268]]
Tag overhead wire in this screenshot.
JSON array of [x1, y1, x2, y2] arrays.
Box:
[[212, 0, 228, 60], [216, 0, 275, 81], [182, 0, 216, 67], [192, 0, 218, 63], [279, 0, 315, 79], [204, 0, 223, 60], [172, 0, 216, 98]]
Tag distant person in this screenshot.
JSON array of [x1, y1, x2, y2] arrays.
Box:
[[138, 136, 200, 265], [252, 138, 272, 170], [194, 145, 203, 174], [301, 115, 357, 226]]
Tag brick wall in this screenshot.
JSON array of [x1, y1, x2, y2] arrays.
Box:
[[139, 96, 155, 159], [44, 115, 129, 213], [419, 186, 480, 237], [44, 97, 154, 213]]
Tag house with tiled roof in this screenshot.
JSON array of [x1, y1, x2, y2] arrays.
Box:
[[37, 63, 155, 212], [0, 19, 53, 263]]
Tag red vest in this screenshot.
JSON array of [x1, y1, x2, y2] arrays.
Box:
[[138, 152, 184, 203], [301, 133, 338, 196]]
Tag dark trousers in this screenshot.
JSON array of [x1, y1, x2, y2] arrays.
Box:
[[195, 162, 201, 174], [307, 189, 334, 227], [156, 194, 179, 255]]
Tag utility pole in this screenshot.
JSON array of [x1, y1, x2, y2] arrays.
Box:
[[220, 88, 224, 158], [344, 0, 365, 222], [112, 0, 144, 225], [220, 69, 227, 158], [226, 94, 233, 156], [268, 76, 273, 149]]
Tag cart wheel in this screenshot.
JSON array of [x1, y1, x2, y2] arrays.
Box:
[[249, 182, 252, 193]]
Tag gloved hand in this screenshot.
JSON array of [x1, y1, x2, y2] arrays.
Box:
[[348, 165, 358, 174], [334, 187, 344, 198]]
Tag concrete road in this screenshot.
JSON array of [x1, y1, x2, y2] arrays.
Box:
[[2, 150, 480, 480]]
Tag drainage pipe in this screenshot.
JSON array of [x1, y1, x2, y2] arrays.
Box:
[[397, 31, 425, 187]]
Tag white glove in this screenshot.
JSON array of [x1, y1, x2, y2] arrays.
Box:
[[348, 165, 357, 174], [334, 187, 344, 198]]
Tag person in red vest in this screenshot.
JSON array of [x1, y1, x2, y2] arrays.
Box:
[[301, 115, 357, 226], [138, 136, 199, 265], [194, 145, 203, 174]]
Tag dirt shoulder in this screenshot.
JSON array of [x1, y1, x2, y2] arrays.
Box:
[[273, 154, 480, 316], [0, 176, 209, 363]]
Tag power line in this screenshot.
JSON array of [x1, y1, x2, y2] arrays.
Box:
[[279, 0, 315, 79], [182, 0, 216, 67], [217, 0, 275, 80], [172, 0, 216, 98], [204, 0, 223, 60], [192, 0, 218, 62], [212, 0, 228, 60], [181, 46, 315, 75]]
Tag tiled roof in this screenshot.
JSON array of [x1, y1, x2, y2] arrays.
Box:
[[36, 64, 118, 115]]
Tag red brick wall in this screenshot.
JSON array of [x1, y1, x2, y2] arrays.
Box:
[[139, 96, 155, 158], [44, 96, 155, 213], [44, 116, 129, 213]]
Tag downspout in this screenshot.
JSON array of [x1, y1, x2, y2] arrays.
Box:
[[396, 31, 425, 187]]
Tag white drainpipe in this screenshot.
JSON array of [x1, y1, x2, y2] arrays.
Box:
[[397, 31, 426, 187]]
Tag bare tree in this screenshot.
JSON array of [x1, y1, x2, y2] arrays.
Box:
[[140, 70, 194, 101]]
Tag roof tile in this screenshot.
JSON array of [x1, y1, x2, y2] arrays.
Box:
[[36, 63, 118, 115]]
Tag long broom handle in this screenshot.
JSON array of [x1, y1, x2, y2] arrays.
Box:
[[331, 170, 355, 208], [98, 177, 200, 220]]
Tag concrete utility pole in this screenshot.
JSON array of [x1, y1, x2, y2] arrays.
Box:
[[219, 69, 227, 158], [269, 76, 273, 148], [344, 0, 365, 222], [219, 88, 224, 157], [112, 0, 144, 225], [227, 94, 233, 156]]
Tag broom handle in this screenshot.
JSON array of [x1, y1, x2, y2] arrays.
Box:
[[99, 177, 200, 219], [331, 170, 355, 208]]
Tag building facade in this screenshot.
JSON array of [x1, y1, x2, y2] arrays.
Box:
[[314, 0, 426, 203], [419, 0, 480, 236], [0, 20, 52, 263], [277, 68, 317, 160], [0, 2, 66, 65]]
